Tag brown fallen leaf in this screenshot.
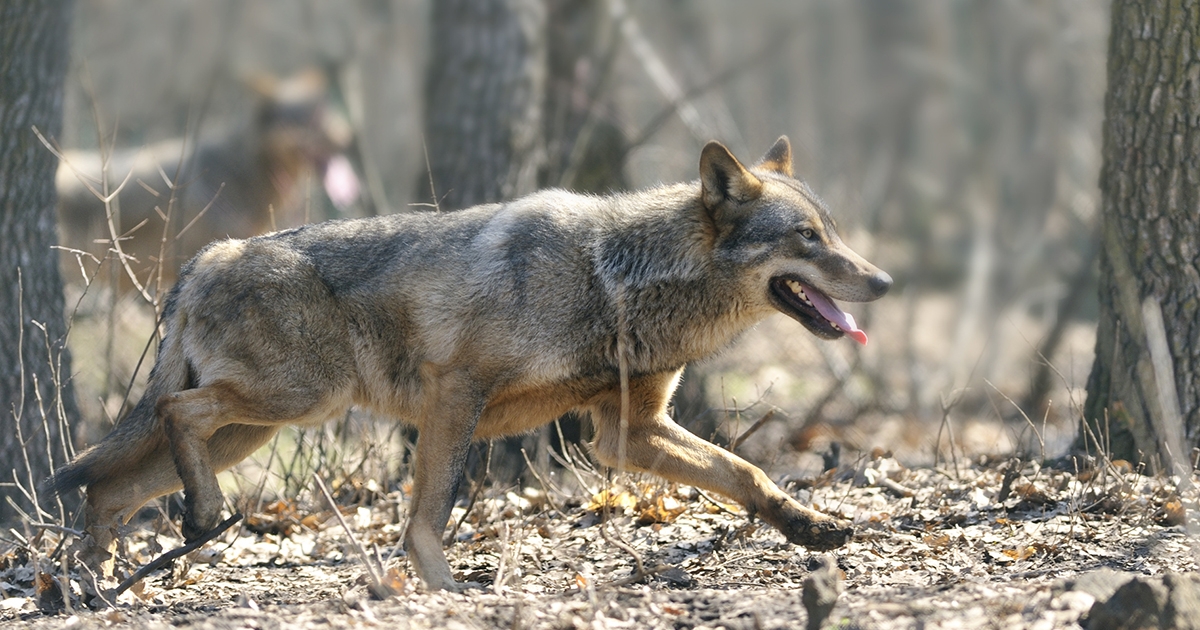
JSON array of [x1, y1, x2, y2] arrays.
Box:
[[128, 577, 147, 600], [1156, 497, 1186, 526], [1013, 482, 1054, 505], [637, 495, 686, 525], [922, 533, 951, 549], [35, 572, 63, 613], [246, 500, 303, 537], [1001, 543, 1057, 561], [586, 488, 637, 513]]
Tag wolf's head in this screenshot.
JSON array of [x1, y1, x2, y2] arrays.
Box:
[[699, 137, 892, 344], [248, 68, 359, 209]]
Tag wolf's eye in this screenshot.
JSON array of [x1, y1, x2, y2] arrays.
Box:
[[798, 228, 816, 240]]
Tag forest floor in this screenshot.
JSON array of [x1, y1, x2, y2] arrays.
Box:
[[3, 285, 1176, 628], [2, 451, 1197, 629]]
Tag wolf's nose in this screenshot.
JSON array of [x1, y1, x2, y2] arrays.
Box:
[[869, 271, 893, 296]]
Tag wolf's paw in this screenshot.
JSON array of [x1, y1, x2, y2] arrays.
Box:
[[784, 515, 853, 551], [762, 496, 853, 551], [180, 487, 225, 542], [180, 510, 221, 543]]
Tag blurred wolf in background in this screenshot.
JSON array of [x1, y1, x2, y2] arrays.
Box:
[[50, 137, 891, 591], [56, 68, 360, 284]]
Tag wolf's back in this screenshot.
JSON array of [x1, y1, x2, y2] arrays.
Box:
[[48, 283, 193, 496]]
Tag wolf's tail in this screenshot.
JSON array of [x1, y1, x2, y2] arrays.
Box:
[[47, 286, 192, 497]]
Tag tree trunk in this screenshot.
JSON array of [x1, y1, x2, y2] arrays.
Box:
[[542, 0, 628, 194], [419, 0, 630, 481], [1083, 0, 1200, 468], [0, 0, 78, 522], [421, 0, 548, 211]]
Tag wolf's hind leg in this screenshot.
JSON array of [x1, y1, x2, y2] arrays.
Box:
[[157, 384, 310, 541], [589, 371, 852, 551]]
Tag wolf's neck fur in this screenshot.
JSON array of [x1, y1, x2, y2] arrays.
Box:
[[592, 183, 767, 373]]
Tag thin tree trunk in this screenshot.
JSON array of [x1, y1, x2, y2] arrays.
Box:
[[0, 0, 78, 522], [421, 0, 547, 211], [418, 0, 550, 483], [1083, 0, 1200, 467], [419, 0, 630, 482], [542, 0, 628, 193]]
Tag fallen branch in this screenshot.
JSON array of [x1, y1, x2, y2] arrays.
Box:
[[876, 477, 916, 499], [600, 562, 670, 589], [28, 522, 85, 538], [110, 512, 242, 599], [313, 473, 396, 599], [730, 409, 776, 452]]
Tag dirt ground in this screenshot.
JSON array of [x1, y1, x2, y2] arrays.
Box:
[[2, 451, 1196, 630]]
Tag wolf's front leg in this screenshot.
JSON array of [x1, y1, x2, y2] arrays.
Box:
[[589, 371, 852, 551], [404, 373, 484, 591]]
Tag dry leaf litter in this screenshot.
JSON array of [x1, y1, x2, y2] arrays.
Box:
[[2, 453, 1198, 629]]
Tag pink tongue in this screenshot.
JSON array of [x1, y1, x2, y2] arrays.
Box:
[[804, 286, 868, 345]]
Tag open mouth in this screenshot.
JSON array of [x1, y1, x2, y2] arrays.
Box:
[[768, 277, 868, 345]]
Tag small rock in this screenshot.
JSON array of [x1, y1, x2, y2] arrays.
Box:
[[1085, 576, 1166, 630], [1064, 568, 1137, 602], [1, 596, 31, 612], [1162, 572, 1200, 630], [657, 566, 694, 587], [803, 555, 842, 630], [1086, 571, 1200, 630]]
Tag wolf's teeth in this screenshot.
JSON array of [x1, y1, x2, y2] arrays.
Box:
[[831, 323, 841, 331], [784, 280, 815, 306], [786, 281, 813, 305]]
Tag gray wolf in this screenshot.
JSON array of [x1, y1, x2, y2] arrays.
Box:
[[56, 68, 359, 283], [50, 137, 891, 591]]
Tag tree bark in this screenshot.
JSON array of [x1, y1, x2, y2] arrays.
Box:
[[421, 0, 548, 211], [1083, 0, 1200, 467], [0, 0, 78, 522], [542, 0, 628, 194], [420, 0, 630, 481]]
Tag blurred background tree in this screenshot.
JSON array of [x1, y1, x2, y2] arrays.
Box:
[[421, 0, 547, 210], [1083, 0, 1200, 469], [0, 0, 78, 522], [422, 0, 631, 480], [421, 0, 628, 209]]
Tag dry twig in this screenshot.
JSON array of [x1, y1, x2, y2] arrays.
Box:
[[110, 512, 242, 599], [313, 473, 395, 598]]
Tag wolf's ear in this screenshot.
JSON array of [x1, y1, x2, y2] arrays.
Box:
[[700, 141, 763, 211], [242, 68, 327, 100], [244, 72, 280, 98], [755, 136, 793, 177]]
